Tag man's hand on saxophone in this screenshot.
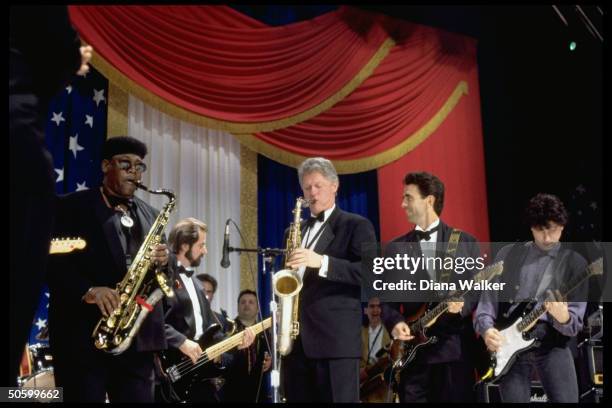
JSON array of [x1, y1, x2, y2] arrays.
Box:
[[150, 243, 169, 266], [286, 248, 323, 269], [83, 287, 120, 317]]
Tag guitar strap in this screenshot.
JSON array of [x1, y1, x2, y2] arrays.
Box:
[[438, 228, 461, 284], [366, 326, 383, 365]]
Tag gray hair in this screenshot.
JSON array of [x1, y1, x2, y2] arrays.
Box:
[[297, 157, 339, 186]]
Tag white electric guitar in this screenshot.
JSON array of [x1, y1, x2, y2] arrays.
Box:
[[485, 257, 603, 381]]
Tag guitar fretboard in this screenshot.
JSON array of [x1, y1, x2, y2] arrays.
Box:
[[411, 261, 503, 333], [517, 258, 602, 332], [205, 317, 271, 359]]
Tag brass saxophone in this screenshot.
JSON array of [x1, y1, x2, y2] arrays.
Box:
[[273, 197, 308, 356], [92, 182, 176, 354]]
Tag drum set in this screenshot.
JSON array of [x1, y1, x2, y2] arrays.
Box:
[[18, 343, 55, 389]]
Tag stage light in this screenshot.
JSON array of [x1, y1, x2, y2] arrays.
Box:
[[569, 41, 577, 51]]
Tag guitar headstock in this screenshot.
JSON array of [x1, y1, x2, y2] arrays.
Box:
[[49, 237, 87, 254], [587, 257, 604, 278], [474, 260, 504, 283]]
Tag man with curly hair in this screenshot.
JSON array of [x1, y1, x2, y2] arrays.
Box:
[[474, 193, 588, 402]]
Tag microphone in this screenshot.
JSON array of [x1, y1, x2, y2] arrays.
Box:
[[220, 219, 231, 268]]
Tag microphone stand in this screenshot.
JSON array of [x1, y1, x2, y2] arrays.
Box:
[[228, 246, 284, 403]]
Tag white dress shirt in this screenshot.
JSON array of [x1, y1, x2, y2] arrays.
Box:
[[298, 204, 335, 279], [178, 261, 204, 340], [417, 219, 440, 280]]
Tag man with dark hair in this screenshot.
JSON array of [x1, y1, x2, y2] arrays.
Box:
[[161, 218, 253, 402], [380, 171, 481, 402], [281, 157, 377, 403], [196, 273, 234, 334], [360, 297, 392, 403], [221, 290, 272, 402], [47, 136, 171, 402], [9, 5, 92, 385], [474, 193, 587, 402]]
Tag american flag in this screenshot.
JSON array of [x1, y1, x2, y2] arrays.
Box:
[[27, 67, 108, 347]]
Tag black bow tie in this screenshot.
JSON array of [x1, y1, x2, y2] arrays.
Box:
[[414, 225, 439, 241], [178, 265, 194, 278], [305, 212, 325, 229]]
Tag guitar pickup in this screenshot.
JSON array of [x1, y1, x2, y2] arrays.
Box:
[[166, 366, 181, 383]]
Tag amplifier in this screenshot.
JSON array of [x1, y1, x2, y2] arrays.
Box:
[[577, 340, 603, 389], [478, 381, 547, 403]]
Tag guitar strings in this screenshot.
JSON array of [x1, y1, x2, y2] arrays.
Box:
[[171, 319, 270, 377]]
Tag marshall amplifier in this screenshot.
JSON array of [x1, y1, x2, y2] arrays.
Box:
[[577, 338, 603, 398], [478, 381, 548, 403]]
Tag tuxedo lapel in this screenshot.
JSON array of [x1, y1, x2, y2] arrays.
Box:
[[175, 280, 196, 331], [312, 207, 338, 255]]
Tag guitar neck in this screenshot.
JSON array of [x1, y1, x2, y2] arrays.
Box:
[[414, 261, 504, 331], [205, 317, 271, 359], [517, 259, 601, 332]]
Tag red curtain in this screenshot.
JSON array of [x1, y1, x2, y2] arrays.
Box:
[[377, 65, 490, 242], [68, 5, 390, 127], [253, 25, 477, 160]]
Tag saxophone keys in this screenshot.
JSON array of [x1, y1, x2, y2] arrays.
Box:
[[94, 334, 107, 350]]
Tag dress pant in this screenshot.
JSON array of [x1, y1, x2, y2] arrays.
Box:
[[281, 337, 359, 403], [54, 347, 155, 402], [499, 346, 578, 403], [397, 358, 476, 402]]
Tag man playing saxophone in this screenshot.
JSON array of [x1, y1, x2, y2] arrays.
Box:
[[47, 136, 170, 402], [281, 157, 377, 402]]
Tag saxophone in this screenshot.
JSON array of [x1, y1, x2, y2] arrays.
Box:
[[92, 182, 176, 355], [273, 197, 308, 356]]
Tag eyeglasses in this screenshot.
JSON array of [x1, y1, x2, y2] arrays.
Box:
[[112, 159, 147, 173]]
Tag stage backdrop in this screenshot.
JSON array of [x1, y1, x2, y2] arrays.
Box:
[[29, 8, 490, 386]]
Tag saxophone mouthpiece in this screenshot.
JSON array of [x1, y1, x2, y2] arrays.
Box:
[[300, 198, 311, 208]]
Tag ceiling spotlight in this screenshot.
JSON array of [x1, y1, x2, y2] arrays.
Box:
[[569, 41, 577, 51]]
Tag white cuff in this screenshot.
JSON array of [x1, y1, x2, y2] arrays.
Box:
[[318, 255, 329, 278]]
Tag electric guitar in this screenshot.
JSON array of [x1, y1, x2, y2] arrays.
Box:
[[160, 317, 271, 401], [393, 261, 505, 373], [482, 257, 603, 382], [49, 238, 86, 254]]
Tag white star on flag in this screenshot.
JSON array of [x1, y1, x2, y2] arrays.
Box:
[[69, 134, 85, 158], [85, 115, 94, 128], [66, 85, 73, 94], [93, 89, 106, 107], [35, 318, 47, 331], [54, 168, 64, 183], [45, 292, 50, 309], [76, 181, 89, 191], [51, 112, 65, 126]]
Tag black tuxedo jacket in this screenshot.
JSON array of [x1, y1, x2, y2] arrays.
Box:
[[47, 188, 167, 357], [286, 206, 377, 359], [382, 220, 480, 364], [163, 267, 218, 349]]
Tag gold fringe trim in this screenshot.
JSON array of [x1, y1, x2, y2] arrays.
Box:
[[233, 80, 469, 174], [91, 37, 394, 134], [107, 82, 129, 138], [240, 145, 259, 291]]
